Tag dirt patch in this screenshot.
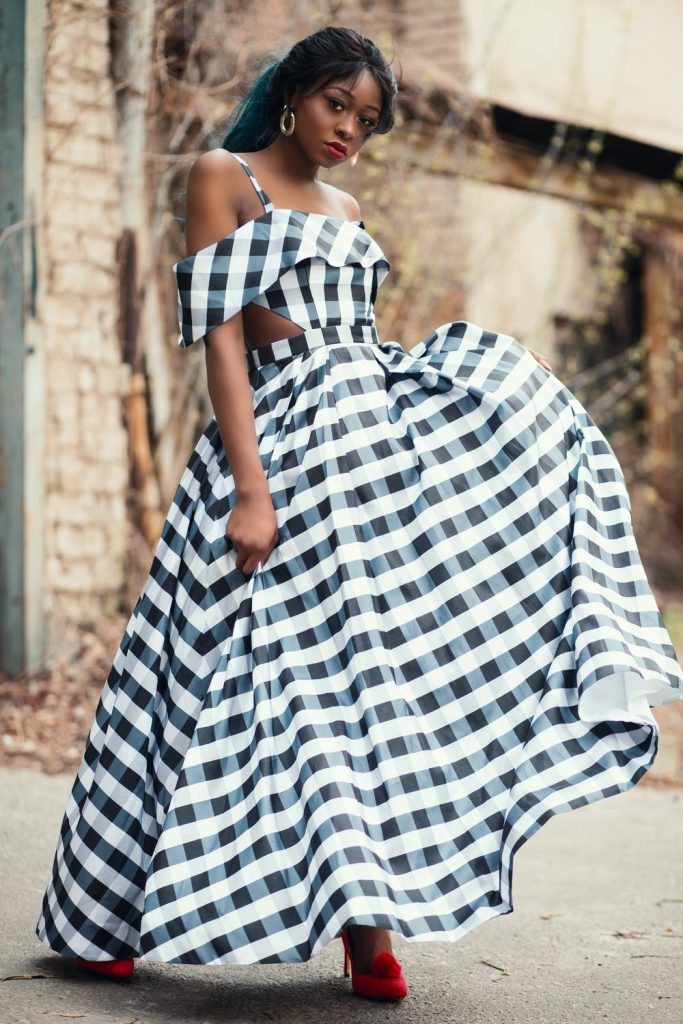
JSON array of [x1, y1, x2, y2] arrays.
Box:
[[0, 614, 129, 775]]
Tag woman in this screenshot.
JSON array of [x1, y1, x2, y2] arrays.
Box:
[[36, 25, 682, 1003]]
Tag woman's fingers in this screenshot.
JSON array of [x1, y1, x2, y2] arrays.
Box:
[[236, 546, 276, 576], [528, 348, 553, 372]]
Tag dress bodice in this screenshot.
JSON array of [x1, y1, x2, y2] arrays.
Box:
[[173, 152, 390, 349]]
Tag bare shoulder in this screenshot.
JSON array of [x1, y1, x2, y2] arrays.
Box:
[[185, 148, 245, 255], [187, 148, 244, 197], [320, 180, 362, 221]]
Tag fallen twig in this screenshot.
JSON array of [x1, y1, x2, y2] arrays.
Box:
[[630, 954, 678, 959], [477, 958, 511, 980], [1, 972, 61, 981]]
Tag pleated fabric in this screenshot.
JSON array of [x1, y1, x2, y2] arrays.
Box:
[[36, 153, 683, 966]]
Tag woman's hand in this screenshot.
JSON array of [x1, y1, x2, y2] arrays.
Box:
[[226, 486, 279, 576], [528, 349, 553, 373]]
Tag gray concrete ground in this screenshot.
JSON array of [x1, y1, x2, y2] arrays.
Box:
[[1, 766, 681, 1024]]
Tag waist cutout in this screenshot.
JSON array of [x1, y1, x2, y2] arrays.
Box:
[[246, 322, 380, 373]]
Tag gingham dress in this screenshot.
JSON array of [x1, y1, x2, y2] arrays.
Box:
[[36, 152, 683, 966]]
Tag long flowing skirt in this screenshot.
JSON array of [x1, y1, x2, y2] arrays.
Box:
[[36, 320, 683, 965]]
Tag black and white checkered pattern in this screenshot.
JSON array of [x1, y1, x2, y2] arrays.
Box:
[[35, 154, 683, 967], [173, 153, 387, 349]]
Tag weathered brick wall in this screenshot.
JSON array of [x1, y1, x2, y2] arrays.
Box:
[[42, 0, 130, 644], [35, 0, 466, 653]]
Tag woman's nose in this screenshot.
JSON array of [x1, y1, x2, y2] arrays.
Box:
[[336, 116, 355, 139]]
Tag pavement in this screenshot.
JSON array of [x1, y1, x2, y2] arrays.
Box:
[[1, 765, 682, 1024]]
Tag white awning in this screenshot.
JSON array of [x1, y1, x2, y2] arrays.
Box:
[[461, 0, 683, 154]]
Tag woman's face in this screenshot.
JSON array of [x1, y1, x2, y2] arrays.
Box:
[[289, 70, 383, 167]]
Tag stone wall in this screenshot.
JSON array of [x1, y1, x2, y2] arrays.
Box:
[[33, 0, 467, 655], [41, 0, 130, 645]]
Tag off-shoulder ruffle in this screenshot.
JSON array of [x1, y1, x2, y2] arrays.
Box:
[[173, 210, 390, 348]]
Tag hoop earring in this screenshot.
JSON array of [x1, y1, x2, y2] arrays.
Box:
[[279, 104, 295, 135], [350, 152, 359, 167]]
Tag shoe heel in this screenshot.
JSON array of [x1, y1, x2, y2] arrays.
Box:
[[75, 957, 135, 978], [342, 929, 350, 976]]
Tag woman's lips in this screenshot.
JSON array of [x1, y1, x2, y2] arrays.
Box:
[[325, 142, 346, 160]]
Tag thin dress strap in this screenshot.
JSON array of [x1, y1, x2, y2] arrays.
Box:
[[230, 152, 275, 214]]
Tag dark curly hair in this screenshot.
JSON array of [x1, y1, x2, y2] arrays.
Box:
[[222, 26, 399, 152]]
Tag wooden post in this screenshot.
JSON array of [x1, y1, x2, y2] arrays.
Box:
[[0, 0, 46, 676], [643, 228, 683, 516], [0, 0, 46, 675], [112, 0, 164, 548]]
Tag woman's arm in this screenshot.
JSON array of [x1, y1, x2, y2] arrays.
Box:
[[185, 151, 268, 500], [185, 152, 278, 575]]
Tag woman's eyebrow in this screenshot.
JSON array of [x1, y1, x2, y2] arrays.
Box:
[[329, 85, 380, 114]]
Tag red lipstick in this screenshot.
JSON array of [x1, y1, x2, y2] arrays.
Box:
[[325, 142, 347, 160]]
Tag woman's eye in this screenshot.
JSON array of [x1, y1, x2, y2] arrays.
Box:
[[328, 98, 375, 129]]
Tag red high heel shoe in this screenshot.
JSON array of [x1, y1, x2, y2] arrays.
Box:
[[75, 957, 135, 977], [340, 927, 408, 1000]]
